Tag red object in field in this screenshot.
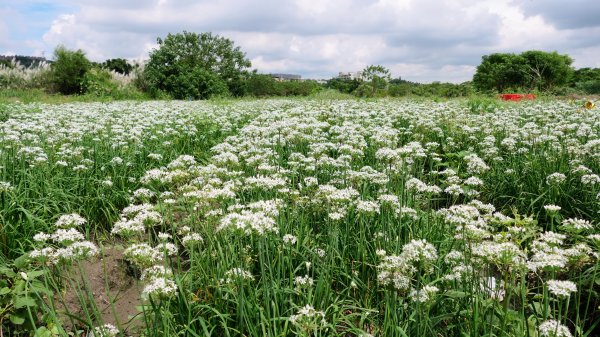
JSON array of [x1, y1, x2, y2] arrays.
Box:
[[499, 93, 536, 101]]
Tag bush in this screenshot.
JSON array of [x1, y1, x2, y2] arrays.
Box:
[[309, 88, 355, 100], [388, 83, 413, 97], [279, 80, 322, 96], [81, 68, 149, 100], [82, 68, 118, 97], [243, 74, 322, 97], [244, 74, 279, 97], [575, 80, 600, 94], [49, 46, 91, 95]]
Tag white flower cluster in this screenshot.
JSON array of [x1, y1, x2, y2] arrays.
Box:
[[91, 324, 119, 337], [546, 172, 567, 185], [0, 181, 13, 192], [283, 234, 297, 245], [561, 218, 593, 232], [544, 204, 562, 213], [289, 304, 327, 332], [123, 243, 163, 270], [547, 279, 577, 298], [406, 177, 442, 194], [377, 239, 438, 292], [30, 214, 98, 264], [111, 203, 162, 237], [141, 277, 178, 300], [54, 213, 87, 228], [409, 284, 439, 303], [538, 320, 572, 337], [221, 267, 255, 284], [294, 275, 314, 290], [217, 210, 278, 236]]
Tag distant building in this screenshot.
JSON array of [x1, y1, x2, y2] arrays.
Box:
[[337, 71, 364, 81], [270, 73, 302, 81]]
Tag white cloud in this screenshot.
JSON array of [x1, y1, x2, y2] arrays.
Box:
[[4, 0, 600, 82]]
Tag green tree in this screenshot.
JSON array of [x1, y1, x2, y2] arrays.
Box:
[[356, 65, 391, 97], [49, 45, 91, 95], [520, 50, 573, 91], [473, 51, 574, 92], [473, 53, 527, 92], [103, 58, 133, 75], [143, 31, 251, 99], [571, 68, 600, 83]]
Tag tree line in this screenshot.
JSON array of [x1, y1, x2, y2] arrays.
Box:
[[2, 31, 599, 99], [472, 51, 600, 94]]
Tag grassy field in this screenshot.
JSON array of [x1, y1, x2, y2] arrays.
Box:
[[0, 98, 599, 336]]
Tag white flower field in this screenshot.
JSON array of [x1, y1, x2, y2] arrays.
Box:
[[1, 99, 599, 336]]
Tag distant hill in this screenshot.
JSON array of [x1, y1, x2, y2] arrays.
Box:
[[0, 55, 49, 68]]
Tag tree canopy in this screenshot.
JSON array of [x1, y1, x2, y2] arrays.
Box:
[[355, 65, 391, 97], [103, 58, 133, 75], [473, 51, 573, 92], [143, 31, 251, 99]]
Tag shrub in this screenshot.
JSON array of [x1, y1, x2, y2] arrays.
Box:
[[49, 46, 91, 95], [575, 80, 600, 94]]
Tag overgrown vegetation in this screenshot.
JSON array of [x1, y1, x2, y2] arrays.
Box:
[[0, 99, 598, 336]]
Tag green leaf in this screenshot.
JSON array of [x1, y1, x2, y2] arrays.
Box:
[[444, 290, 468, 299], [27, 270, 46, 279], [14, 254, 30, 269], [10, 313, 26, 325], [0, 266, 16, 278], [14, 296, 37, 308], [29, 280, 52, 295], [35, 326, 56, 337], [0, 287, 11, 295]]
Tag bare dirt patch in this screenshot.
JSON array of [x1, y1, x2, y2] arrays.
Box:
[[55, 246, 144, 336]]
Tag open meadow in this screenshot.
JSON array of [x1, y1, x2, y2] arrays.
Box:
[[0, 98, 599, 337]]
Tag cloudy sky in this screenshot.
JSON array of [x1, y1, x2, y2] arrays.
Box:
[[1, 0, 599, 82]]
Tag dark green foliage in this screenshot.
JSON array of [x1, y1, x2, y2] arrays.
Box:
[[575, 80, 600, 94], [570, 67, 600, 94], [0, 59, 13, 68], [473, 51, 574, 92], [278, 79, 322, 96], [49, 46, 91, 95], [325, 77, 361, 94], [473, 53, 528, 92], [520, 50, 573, 90], [570, 67, 600, 84], [387, 81, 473, 98], [0, 55, 47, 68], [82, 68, 117, 97], [144, 31, 251, 99], [102, 58, 133, 75], [243, 73, 322, 97], [244, 73, 278, 97], [164, 66, 229, 99]]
